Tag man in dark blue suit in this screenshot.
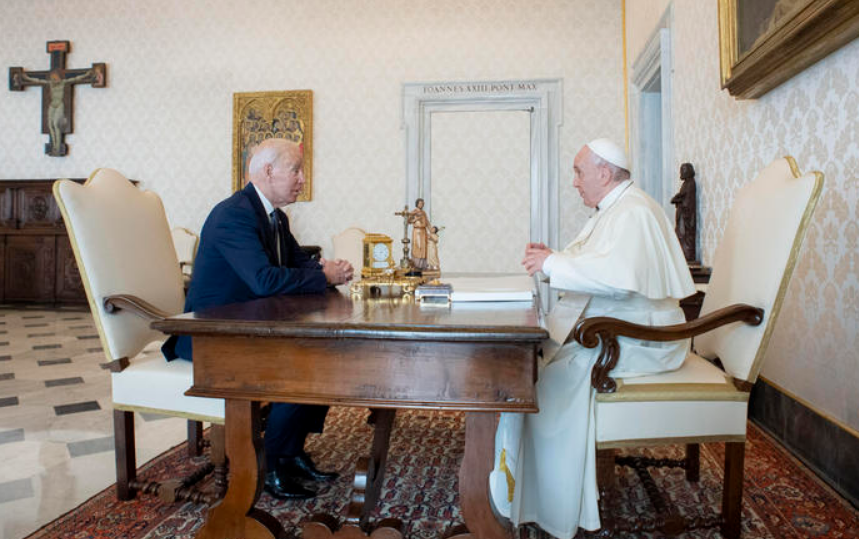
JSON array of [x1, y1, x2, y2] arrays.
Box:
[[163, 138, 353, 499]]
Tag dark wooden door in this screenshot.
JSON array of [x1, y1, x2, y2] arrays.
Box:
[[5, 236, 56, 302]]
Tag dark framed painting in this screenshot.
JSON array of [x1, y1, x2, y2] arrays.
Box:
[[719, 0, 859, 98], [231, 90, 313, 200]]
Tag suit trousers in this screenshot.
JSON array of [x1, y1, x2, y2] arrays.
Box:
[[264, 403, 329, 468]]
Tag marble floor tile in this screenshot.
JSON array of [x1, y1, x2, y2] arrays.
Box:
[[43, 376, 84, 388], [0, 477, 33, 504], [0, 428, 24, 445], [0, 397, 18, 408], [53, 400, 102, 416], [66, 435, 114, 458], [0, 308, 188, 539]]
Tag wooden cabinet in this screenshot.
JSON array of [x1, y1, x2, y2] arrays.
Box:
[[56, 236, 85, 302], [0, 180, 86, 304], [5, 236, 57, 302]]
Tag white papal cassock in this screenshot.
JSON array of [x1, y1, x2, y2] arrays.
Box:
[[490, 180, 695, 538]]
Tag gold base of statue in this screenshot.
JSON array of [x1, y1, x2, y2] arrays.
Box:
[[350, 267, 441, 299], [350, 273, 422, 299]]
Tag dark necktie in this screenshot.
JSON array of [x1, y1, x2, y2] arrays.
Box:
[[270, 210, 282, 266]]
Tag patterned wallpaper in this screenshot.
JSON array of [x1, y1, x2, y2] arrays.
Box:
[[430, 111, 531, 273], [0, 0, 624, 270], [627, 1, 859, 431]]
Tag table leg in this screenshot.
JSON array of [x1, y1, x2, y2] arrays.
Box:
[[196, 399, 284, 539], [360, 408, 397, 525], [304, 408, 403, 539], [456, 412, 513, 539]]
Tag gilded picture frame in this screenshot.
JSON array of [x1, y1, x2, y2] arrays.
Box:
[[719, 0, 859, 99], [231, 90, 313, 200]]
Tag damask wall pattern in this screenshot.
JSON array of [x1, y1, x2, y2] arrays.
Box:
[[430, 111, 531, 273], [627, 1, 859, 431], [0, 0, 624, 270]]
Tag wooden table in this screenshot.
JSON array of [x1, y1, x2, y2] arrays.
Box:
[[153, 289, 545, 539]]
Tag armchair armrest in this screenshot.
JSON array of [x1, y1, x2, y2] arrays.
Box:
[[573, 304, 764, 394], [100, 295, 174, 374], [103, 294, 172, 321]]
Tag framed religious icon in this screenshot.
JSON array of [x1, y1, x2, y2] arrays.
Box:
[[231, 90, 313, 200], [719, 0, 859, 99]]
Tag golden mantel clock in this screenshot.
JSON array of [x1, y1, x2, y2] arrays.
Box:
[[361, 233, 395, 277], [353, 233, 422, 298], [352, 224, 439, 299]]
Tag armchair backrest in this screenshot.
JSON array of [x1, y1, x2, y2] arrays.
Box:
[[695, 157, 822, 383], [54, 169, 185, 362], [332, 226, 366, 273], [171, 226, 199, 275]]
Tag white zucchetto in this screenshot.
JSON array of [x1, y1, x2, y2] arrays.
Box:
[[586, 138, 629, 171]]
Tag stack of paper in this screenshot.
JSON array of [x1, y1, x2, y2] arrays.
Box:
[[445, 275, 535, 302]]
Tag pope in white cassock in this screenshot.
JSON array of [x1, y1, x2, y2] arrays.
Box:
[[489, 139, 695, 538]]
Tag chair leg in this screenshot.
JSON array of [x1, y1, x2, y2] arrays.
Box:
[[597, 448, 617, 488], [187, 419, 204, 457], [721, 442, 745, 539], [210, 424, 228, 498], [685, 443, 700, 482], [114, 409, 137, 500], [596, 448, 617, 534]]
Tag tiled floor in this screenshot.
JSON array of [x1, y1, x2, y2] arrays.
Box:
[[0, 307, 187, 539]]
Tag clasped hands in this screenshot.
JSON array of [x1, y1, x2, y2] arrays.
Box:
[[320, 258, 354, 285], [522, 242, 552, 276]]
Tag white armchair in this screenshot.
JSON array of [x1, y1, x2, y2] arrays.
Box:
[[171, 226, 199, 288], [54, 168, 225, 502], [574, 157, 823, 538], [332, 226, 366, 272]]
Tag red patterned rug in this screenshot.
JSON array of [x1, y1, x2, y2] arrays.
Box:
[[26, 408, 859, 539]]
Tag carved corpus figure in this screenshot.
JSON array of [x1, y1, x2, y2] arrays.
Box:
[[29, 70, 96, 155], [9, 41, 106, 156], [670, 162, 697, 263]]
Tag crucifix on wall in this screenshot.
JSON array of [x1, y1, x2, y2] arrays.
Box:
[[9, 41, 106, 156]]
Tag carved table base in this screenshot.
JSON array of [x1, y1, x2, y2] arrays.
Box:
[[196, 400, 284, 539], [301, 411, 512, 539], [304, 514, 404, 539], [200, 404, 517, 539]]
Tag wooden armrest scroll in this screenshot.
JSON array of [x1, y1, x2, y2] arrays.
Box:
[[103, 294, 172, 321], [103, 357, 130, 372], [573, 304, 764, 394]]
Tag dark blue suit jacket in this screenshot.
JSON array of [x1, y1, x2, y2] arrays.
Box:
[[163, 183, 327, 360]]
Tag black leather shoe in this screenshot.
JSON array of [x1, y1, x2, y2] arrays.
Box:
[[263, 471, 317, 500], [278, 453, 339, 482]]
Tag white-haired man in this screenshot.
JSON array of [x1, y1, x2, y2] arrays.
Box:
[[164, 138, 353, 500], [490, 139, 695, 538]]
